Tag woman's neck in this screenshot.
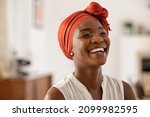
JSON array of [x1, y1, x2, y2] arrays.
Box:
[[73, 66, 103, 90]]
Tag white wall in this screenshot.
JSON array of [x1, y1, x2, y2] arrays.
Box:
[[0, 0, 10, 70], [120, 36, 150, 83], [7, 0, 50, 75], [0, 0, 8, 59]]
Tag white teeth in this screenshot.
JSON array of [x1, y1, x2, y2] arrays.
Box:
[[90, 48, 104, 53]]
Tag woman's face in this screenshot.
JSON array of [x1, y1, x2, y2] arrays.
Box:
[[72, 18, 110, 67]]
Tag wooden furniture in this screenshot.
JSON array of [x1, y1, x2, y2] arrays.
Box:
[[0, 75, 51, 100]]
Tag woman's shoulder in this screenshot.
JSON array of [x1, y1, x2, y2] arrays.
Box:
[[122, 80, 137, 100], [44, 73, 74, 100], [44, 87, 65, 100]]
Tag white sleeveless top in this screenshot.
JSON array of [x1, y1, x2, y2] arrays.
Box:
[[53, 73, 124, 100]]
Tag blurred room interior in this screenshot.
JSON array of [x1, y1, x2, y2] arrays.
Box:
[[0, 0, 150, 100]]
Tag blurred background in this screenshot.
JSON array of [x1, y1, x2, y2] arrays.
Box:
[[0, 0, 150, 100]]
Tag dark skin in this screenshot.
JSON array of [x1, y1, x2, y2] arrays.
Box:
[[44, 18, 137, 100]]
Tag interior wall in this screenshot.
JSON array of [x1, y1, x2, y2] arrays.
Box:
[[0, 0, 7, 59], [120, 36, 150, 83], [7, 0, 49, 75], [0, 0, 10, 69]]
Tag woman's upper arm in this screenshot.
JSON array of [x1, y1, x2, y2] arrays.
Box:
[[122, 81, 137, 100], [44, 87, 65, 100]]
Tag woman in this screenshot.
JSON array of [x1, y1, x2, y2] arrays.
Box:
[[45, 2, 136, 100]]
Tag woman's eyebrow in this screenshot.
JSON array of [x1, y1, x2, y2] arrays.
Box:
[[98, 26, 104, 30], [80, 26, 104, 31], [79, 26, 104, 32], [79, 28, 91, 32]]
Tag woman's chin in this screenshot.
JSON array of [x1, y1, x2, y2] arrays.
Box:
[[96, 61, 106, 66], [89, 59, 107, 67]]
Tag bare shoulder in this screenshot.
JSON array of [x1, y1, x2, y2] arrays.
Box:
[[122, 81, 137, 100], [44, 87, 65, 100]]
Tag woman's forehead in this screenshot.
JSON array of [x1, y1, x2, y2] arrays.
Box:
[[77, 18, 103, 31]]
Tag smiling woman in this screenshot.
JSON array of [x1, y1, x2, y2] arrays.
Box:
[[44, 2, 137, 100]]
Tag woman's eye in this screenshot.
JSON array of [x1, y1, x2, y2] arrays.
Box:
[[79, 33, 92, 38], [83, 34, 91, 37], [100, 32, 107, 37]]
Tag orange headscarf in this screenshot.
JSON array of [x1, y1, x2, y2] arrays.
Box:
[[58, 2, 110, 60]]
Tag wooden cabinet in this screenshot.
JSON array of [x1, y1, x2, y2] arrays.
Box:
[[0, 75, 51, 100]]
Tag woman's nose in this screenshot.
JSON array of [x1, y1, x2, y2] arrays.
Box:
[[91, 33, 104, 43]]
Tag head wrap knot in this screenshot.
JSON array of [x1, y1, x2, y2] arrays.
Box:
[[58, 2, 110, 60], [85, 2, 110, 34]]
